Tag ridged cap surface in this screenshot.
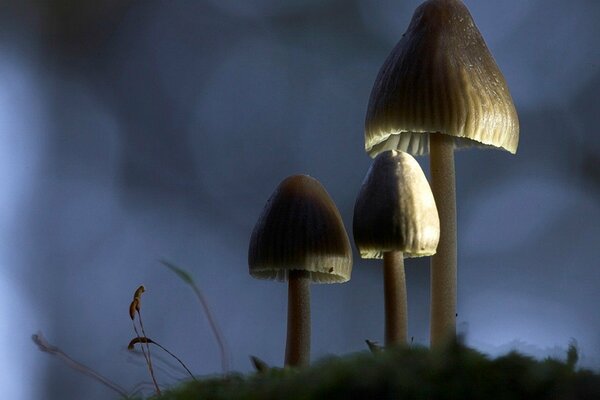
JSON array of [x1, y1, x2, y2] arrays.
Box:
[[249, 175, 352, 283], [353, 150, 440, 259], [365, 0, 519, 157]]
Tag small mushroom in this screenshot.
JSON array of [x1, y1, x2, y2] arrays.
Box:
[[364, 0, 519, 346], [248, 175, 352, 367], [353, 150, 439, 346]]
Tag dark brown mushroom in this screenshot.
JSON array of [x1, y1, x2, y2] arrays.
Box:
[[249, 175, 352, 366]]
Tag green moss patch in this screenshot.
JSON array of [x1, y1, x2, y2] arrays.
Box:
[[152, 341, 600, 400]]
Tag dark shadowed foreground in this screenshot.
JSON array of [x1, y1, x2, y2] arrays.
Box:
[[152, 340, 600, 400]]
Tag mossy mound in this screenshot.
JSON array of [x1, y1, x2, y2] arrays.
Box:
[[153, 341, 600, 400]]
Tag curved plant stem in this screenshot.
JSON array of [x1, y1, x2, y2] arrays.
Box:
[[151, 341, 197, 381], [129, 337, 197, 381], [384, 251, 407, 346], [189, 283, 230, 374], [133, 312, 161, 396], [429, 134, 457, 346], [161, 260, 230, 375], [285, 270, 311, 367], [32, 332, 130, 398]]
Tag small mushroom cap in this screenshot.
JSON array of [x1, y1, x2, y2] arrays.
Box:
[[365, 0, 519, 158], [353, 150, 440, 259], [249, 175, 352, 283]]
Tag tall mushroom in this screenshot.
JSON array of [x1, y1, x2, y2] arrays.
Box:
[[248, 174, 352, 367], [353, 150, 439, 346], [364, 0, 519, 346]]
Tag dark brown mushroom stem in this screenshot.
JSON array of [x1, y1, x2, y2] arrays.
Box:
[[284, 270, 311, 367], [429, 134, 457, 346], [383, 251, 407, 346]]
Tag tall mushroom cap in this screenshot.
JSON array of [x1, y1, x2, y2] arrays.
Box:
[[249, 175, 352, 283], [353, 150, 440, 258], [365, 0, 519, 157]]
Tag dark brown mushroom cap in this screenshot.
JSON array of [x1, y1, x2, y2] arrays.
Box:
[[248, 175, 352, 283], [365, 0, 519, 157], [353, 150, 440, 259]]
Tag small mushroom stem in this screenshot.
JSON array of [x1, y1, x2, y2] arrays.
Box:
[[285, 269, 311, 367], [383, 251, 407, 346], [429, 134, 457, 346]]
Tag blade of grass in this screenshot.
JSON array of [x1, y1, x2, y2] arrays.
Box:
[[161, 259, 230, 374]]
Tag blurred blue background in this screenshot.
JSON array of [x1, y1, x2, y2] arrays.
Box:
[[0, 0, 598, 398]]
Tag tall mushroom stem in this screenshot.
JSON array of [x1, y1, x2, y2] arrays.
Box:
[[429, 134, 457, 346], [284, 270, 311, 367], [383, 251, 407, 346]]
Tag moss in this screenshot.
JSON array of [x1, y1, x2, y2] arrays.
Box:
[[150, 341, 600, 400]]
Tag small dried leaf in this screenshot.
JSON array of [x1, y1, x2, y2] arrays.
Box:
[[129, 299, 138, 320], [366, 339, 383, 354], [128, 336, 155, 351], [32, 332, 58, 353], [250, 355, 269, 373], [134, 285, 145, 301]]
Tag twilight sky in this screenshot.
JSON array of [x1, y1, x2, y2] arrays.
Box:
[[0, 1, 598, 398]]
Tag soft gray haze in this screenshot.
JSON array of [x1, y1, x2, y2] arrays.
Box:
[[0, 0, 598, 398]]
